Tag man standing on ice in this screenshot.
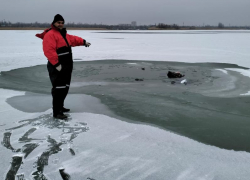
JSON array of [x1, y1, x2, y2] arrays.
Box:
[[36, 14, 91, 119]]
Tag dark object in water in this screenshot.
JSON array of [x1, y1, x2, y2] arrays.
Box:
[[171, 81, 176, 84], [167, 71, 185, 78], [141, 68, 145, 70], [59, 168, 71, 180], [135, 78, 144, 81]]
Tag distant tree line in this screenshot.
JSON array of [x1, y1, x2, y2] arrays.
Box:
[[0, 21, 250, 30], [157, 23, 180, 29], [0, 21, 153, 30]]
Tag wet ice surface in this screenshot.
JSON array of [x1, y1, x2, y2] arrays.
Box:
[[1, 87, 250, 180]]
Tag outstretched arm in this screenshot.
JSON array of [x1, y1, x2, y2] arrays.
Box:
[[67, 34, 91, 47]]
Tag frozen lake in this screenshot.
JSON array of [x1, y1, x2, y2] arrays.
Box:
[[0, 30, 250, 72], [1, 30, 250, 180]]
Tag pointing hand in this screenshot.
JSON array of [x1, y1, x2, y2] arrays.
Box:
[[85, 42, 91, 47]]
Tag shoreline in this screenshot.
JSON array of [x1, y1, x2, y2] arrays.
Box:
[[0, 27, 108, 30], [1, 60, 250, 152], [0, 27, 249, 30]]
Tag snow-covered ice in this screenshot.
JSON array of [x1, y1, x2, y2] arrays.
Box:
[[1, 30, 250, 71]]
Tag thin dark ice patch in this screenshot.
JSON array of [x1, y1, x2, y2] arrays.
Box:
[[69, 148, 75, 156], [59, 168, 71, 180], [13, 114, 67, 130], [87, 177, 96, 180], [5, 122, 30, 131], [32, 151, 50, 180], [19, 127, 43, 142], [22, 143, 40, 158], [2, 113, 89, 180], [2, 130, 40, 158], [32, 136, 65, 179], [5, 155, 23, 180], [2, 132, 21, 152]]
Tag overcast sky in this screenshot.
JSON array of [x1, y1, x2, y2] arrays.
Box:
[[0, 0, 249, 26]]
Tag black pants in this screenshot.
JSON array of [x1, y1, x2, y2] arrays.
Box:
[[47, 61, 73, 115]]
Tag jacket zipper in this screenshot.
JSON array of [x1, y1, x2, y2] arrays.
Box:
[[60, 30, 70, 48], [62, 36, 70, 47]]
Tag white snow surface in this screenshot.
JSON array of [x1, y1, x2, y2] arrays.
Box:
[[1, 30, 250, 71], [225, 68, 250, 96], [215, 69, 228, 74], [1, 30, 250, 179]]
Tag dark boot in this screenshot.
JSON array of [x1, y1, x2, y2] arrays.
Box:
[[53, 112, 67, 120], [62, 107, 70, 112]]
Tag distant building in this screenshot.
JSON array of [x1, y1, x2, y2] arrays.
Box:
[[131, 21, 137, 27]]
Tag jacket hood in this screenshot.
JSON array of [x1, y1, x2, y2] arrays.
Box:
[[35, 24, 62, 40]]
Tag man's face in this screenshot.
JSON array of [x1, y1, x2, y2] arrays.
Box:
[[54, 21, 64, 29]]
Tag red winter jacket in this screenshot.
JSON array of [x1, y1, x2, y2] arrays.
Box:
[[36, 25, 85, 66]]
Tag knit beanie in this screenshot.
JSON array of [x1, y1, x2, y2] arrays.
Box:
[[52, 14, 64, 24]]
